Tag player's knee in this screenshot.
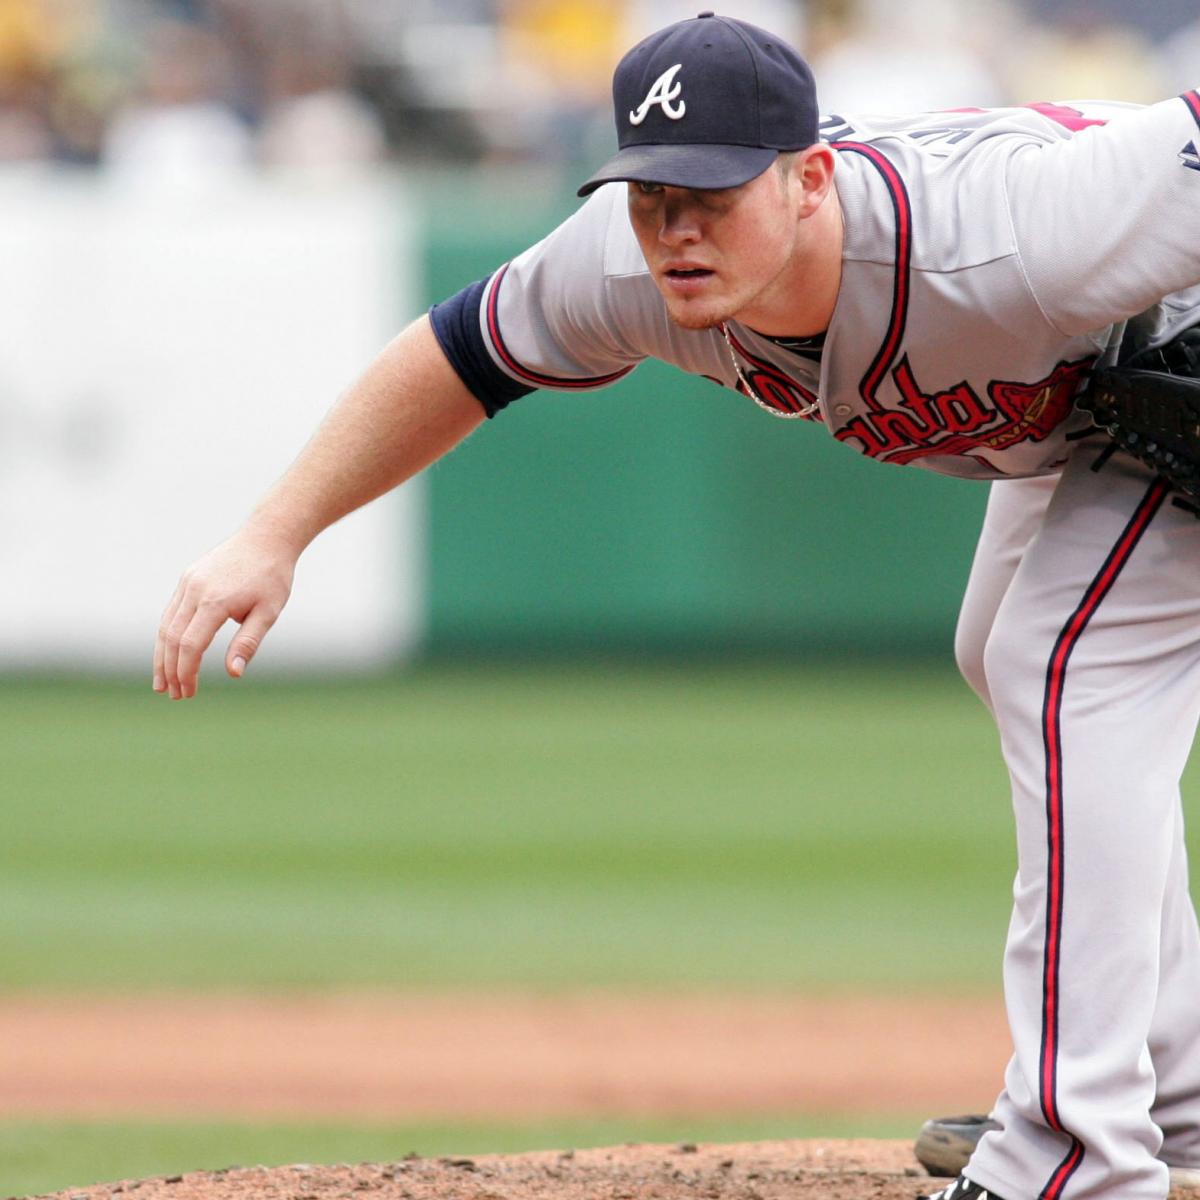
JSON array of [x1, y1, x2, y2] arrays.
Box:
[[954, 607, 992, 709], [979, 611, 1038, 721]]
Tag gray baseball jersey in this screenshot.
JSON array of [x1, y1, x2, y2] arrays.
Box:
[[434, 94, 1200, 480], [432, 91, 1200, 1200]]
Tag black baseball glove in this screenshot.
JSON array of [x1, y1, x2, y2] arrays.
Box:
[[1076, 327, 1200, 507]]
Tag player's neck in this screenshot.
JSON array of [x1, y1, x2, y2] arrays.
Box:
[[736, 185, 844, 339]]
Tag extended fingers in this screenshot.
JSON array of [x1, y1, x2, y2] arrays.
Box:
[[153, 583, 185, 695], [225, 604, 280, 679], [154, 538, 295, 700], [156, 569, 228, 700], [171, 600, 233, 699], [156, 593, 282, 698]]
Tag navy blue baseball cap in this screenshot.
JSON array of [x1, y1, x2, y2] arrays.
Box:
[[577, 11, 818, 197]]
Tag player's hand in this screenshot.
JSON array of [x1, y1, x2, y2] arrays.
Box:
[[153, 528, 298, 700]]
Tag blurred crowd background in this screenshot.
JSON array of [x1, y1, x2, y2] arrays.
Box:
[[1, 0, 1198, 183], [6, 0, 1199, 672]]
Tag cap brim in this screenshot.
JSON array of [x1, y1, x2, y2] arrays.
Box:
[[576, 143, 778, 197]]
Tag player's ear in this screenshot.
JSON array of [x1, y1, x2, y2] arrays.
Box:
[[794, 144, 836, 215]]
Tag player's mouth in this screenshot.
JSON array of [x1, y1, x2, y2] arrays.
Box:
[[662, 265, 715, 295]]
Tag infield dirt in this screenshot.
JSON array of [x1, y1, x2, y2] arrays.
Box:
[[5, 990, 1030, 1200], [0, 992, 1009, 1120], [27, 1140, 1200, 1200], [27, 1139, 946, 1200]]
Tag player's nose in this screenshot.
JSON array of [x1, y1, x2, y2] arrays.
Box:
[[658, 191, 701, 244]]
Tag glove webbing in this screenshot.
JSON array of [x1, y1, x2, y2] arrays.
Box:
[[1076, 328, 1200, 507]]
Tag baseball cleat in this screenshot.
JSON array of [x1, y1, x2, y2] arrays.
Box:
[[915, 1113, 1200, 1190], [914, 1114, 1000, 1179], [922, 1175, 1007, 1200]]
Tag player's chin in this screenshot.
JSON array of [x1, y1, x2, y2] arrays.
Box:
[[661, 296, 731, 332], [653, 277, 729, 330]]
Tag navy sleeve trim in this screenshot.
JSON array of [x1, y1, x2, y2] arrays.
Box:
[[429, 274, 535, 418]]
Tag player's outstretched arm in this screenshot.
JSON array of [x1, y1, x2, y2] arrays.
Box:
[[153, 315, 485, 700]]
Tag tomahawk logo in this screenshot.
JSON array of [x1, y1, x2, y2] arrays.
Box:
[[630, 64, 686, 125], [1179, 141, 1200, 172]]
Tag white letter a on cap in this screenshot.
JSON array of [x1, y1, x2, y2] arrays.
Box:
[[629, 64, 686, 125]]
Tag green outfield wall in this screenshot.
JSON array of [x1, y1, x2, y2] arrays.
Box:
[[419, 179, 990, 656]]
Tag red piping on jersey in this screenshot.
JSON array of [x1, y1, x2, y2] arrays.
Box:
[[1036, 477, 1168, 1200], [829, 142, 912, 410], [485, 262, 636, 390], [1182, 90, 1200, 132]]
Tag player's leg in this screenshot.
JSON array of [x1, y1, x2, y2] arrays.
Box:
[[954, 475, 1058, 711], [923, 807, 1200, 1188], [917, 802, 1200, 1190], [1145, 801, 1200, 1172], [943, 465, 1200, 1194], [945, 461, 1200, 1192], [936, 473, 1058, 1188], [963, 443, 1200, 1200]]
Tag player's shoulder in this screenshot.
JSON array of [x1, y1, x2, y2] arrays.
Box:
[[538, 182, 651, 283], [825, 101, 1149, 274], [499, 179, 672, 365]]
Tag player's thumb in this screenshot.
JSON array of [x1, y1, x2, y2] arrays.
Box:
[[226, 605, 280, 679]]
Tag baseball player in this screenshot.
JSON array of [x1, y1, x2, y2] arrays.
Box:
[[153, 12, 1200, 1199]]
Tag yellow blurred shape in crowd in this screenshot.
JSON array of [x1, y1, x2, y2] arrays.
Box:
[[501, 0, 625, 93], [0, 0, 55, 77]]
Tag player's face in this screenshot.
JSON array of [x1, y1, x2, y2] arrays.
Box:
[[626, 149, 831, 332]]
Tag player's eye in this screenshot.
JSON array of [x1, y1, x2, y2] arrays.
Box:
[[633, 181, 664, 195]]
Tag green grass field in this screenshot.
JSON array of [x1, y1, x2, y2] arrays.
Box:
[[0, 663, 1025, 991], [3, 662, 1196, 1194]]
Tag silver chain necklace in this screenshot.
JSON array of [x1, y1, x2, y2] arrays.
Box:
[[720, 322, 821, 419]]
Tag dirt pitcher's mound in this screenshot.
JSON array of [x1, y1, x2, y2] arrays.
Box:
[[34, 1139, 952, 1200]]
